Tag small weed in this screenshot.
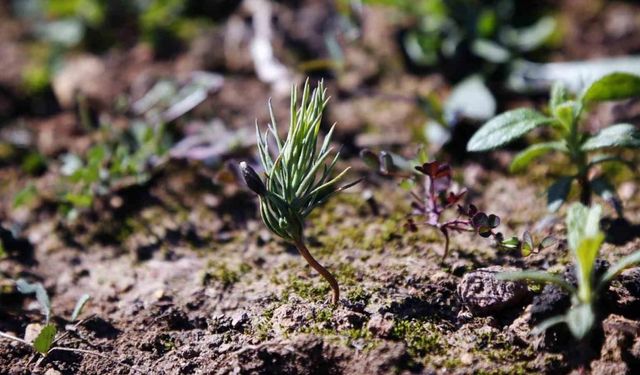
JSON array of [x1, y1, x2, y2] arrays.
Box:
[[468, 72, 640, 213], [500, 203, 640, 340]]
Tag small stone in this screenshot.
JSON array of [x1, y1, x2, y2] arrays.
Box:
[[457, 266, 529, 316], [335, 310, 366, 331], [231, 311, 249, 330], [367, 313, 394, 338], [611, 268, 640, 315], [44, 369, 62, 375], [460, 352, 474, 365], [210, 314, 232, 333], [24, 323, 43, 343], [590, 314, 640, 375]]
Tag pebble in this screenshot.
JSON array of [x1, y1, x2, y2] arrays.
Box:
[[457, 266, 529, 316]]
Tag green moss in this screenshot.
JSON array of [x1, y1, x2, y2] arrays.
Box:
[[336, 263, 358, 285], [315, 307, 334, 323], [441, 357, 463, 369], [253, 304, 278, 340], [201, 261, 250, 287], [346, 285, 371, 305], [281, 274, 331, 302], [390, 319, 444, 357]]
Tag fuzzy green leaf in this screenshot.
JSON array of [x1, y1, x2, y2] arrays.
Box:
[[575, 233, 604, 303], [549, 82, 570, 112], [497, 271, 576, 294], [581, 124, 640, 150], [33, 324, 57, 354], [71, 294, 91, 322], [532, 315, 566, 335], [552, 101, 577, 131], [16, 279, 51, 323], [566, 203, 602, 253], [599, 251, 640, 286], [547, 176, 573, 212], [591, 177, 623, 217], [581, 72, 640, 103], [566, 304, 595, 340], [467, 109, 554, 151], [509, 141, 566, 173]]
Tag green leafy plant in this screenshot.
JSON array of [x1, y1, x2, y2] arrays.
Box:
[[0, 279, 90, 354], [367, 0, 555, 71], [361, 150, 555, 259], [499, 203, 640, 340], [467, 72, 640, 212], [240, 80, 358, 305], [56, 121, 170, 219], [362, 0, 556, 133], [0, 278, 141, 371]]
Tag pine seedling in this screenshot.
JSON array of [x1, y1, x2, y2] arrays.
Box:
[[240, 80, 358, 305]]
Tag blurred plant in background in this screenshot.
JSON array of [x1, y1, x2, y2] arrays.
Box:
[[10, 0, 238, 95], [56, 120, 170, 219], [468, 72, 640, 213], [358, 0, 557, 149]]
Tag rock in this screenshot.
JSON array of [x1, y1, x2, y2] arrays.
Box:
[[460, 352, 474, 365], [334, 309, 366, 331], [24, 323, 43, 343], [52, 55, 110, 109], [457, 266, 529, 316], [210, 314, 232, 333], [231, 311, 249, 330], [161, 307, 192, 330], [271, 303, 311, 335], [367, 313, 395, 338], [44, 369, 62, 375], [590, 314, 640, 375], [610, 267, 640, 317]]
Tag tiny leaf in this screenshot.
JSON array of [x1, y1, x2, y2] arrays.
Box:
[[566, 304, 595, 340], [500, 236, 520, 250], [581, 72, 640, 103], [71, 294, 91, 322], [33, 324, 57, 354], [471, 212, 489, 228], [467, 109, 554, 151], [549, 82, 570, 112], [523, 231, 534, 249], [380, 151, 396, 175], [547, 176, 573, 212], [488, 214, 500, 228], [497, 271, 577, 294], [552, 101, 577, 131], [510, 141, 566, 173], [591, 177, 623, 217], [581, 124, 640, 150], [539, 236, 557, 249], [599, 251, 640, 286], [360, 149, 380, 171], [532, 315, 567, 335], [16, 279, 51, 323]]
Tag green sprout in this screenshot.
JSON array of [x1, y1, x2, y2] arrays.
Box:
[[499, 203, 640, 340], [467, 72, 640, 212], [240, 80, 358, 305]]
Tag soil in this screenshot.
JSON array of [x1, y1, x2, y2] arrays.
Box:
[[1, 0, 640, 374]]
